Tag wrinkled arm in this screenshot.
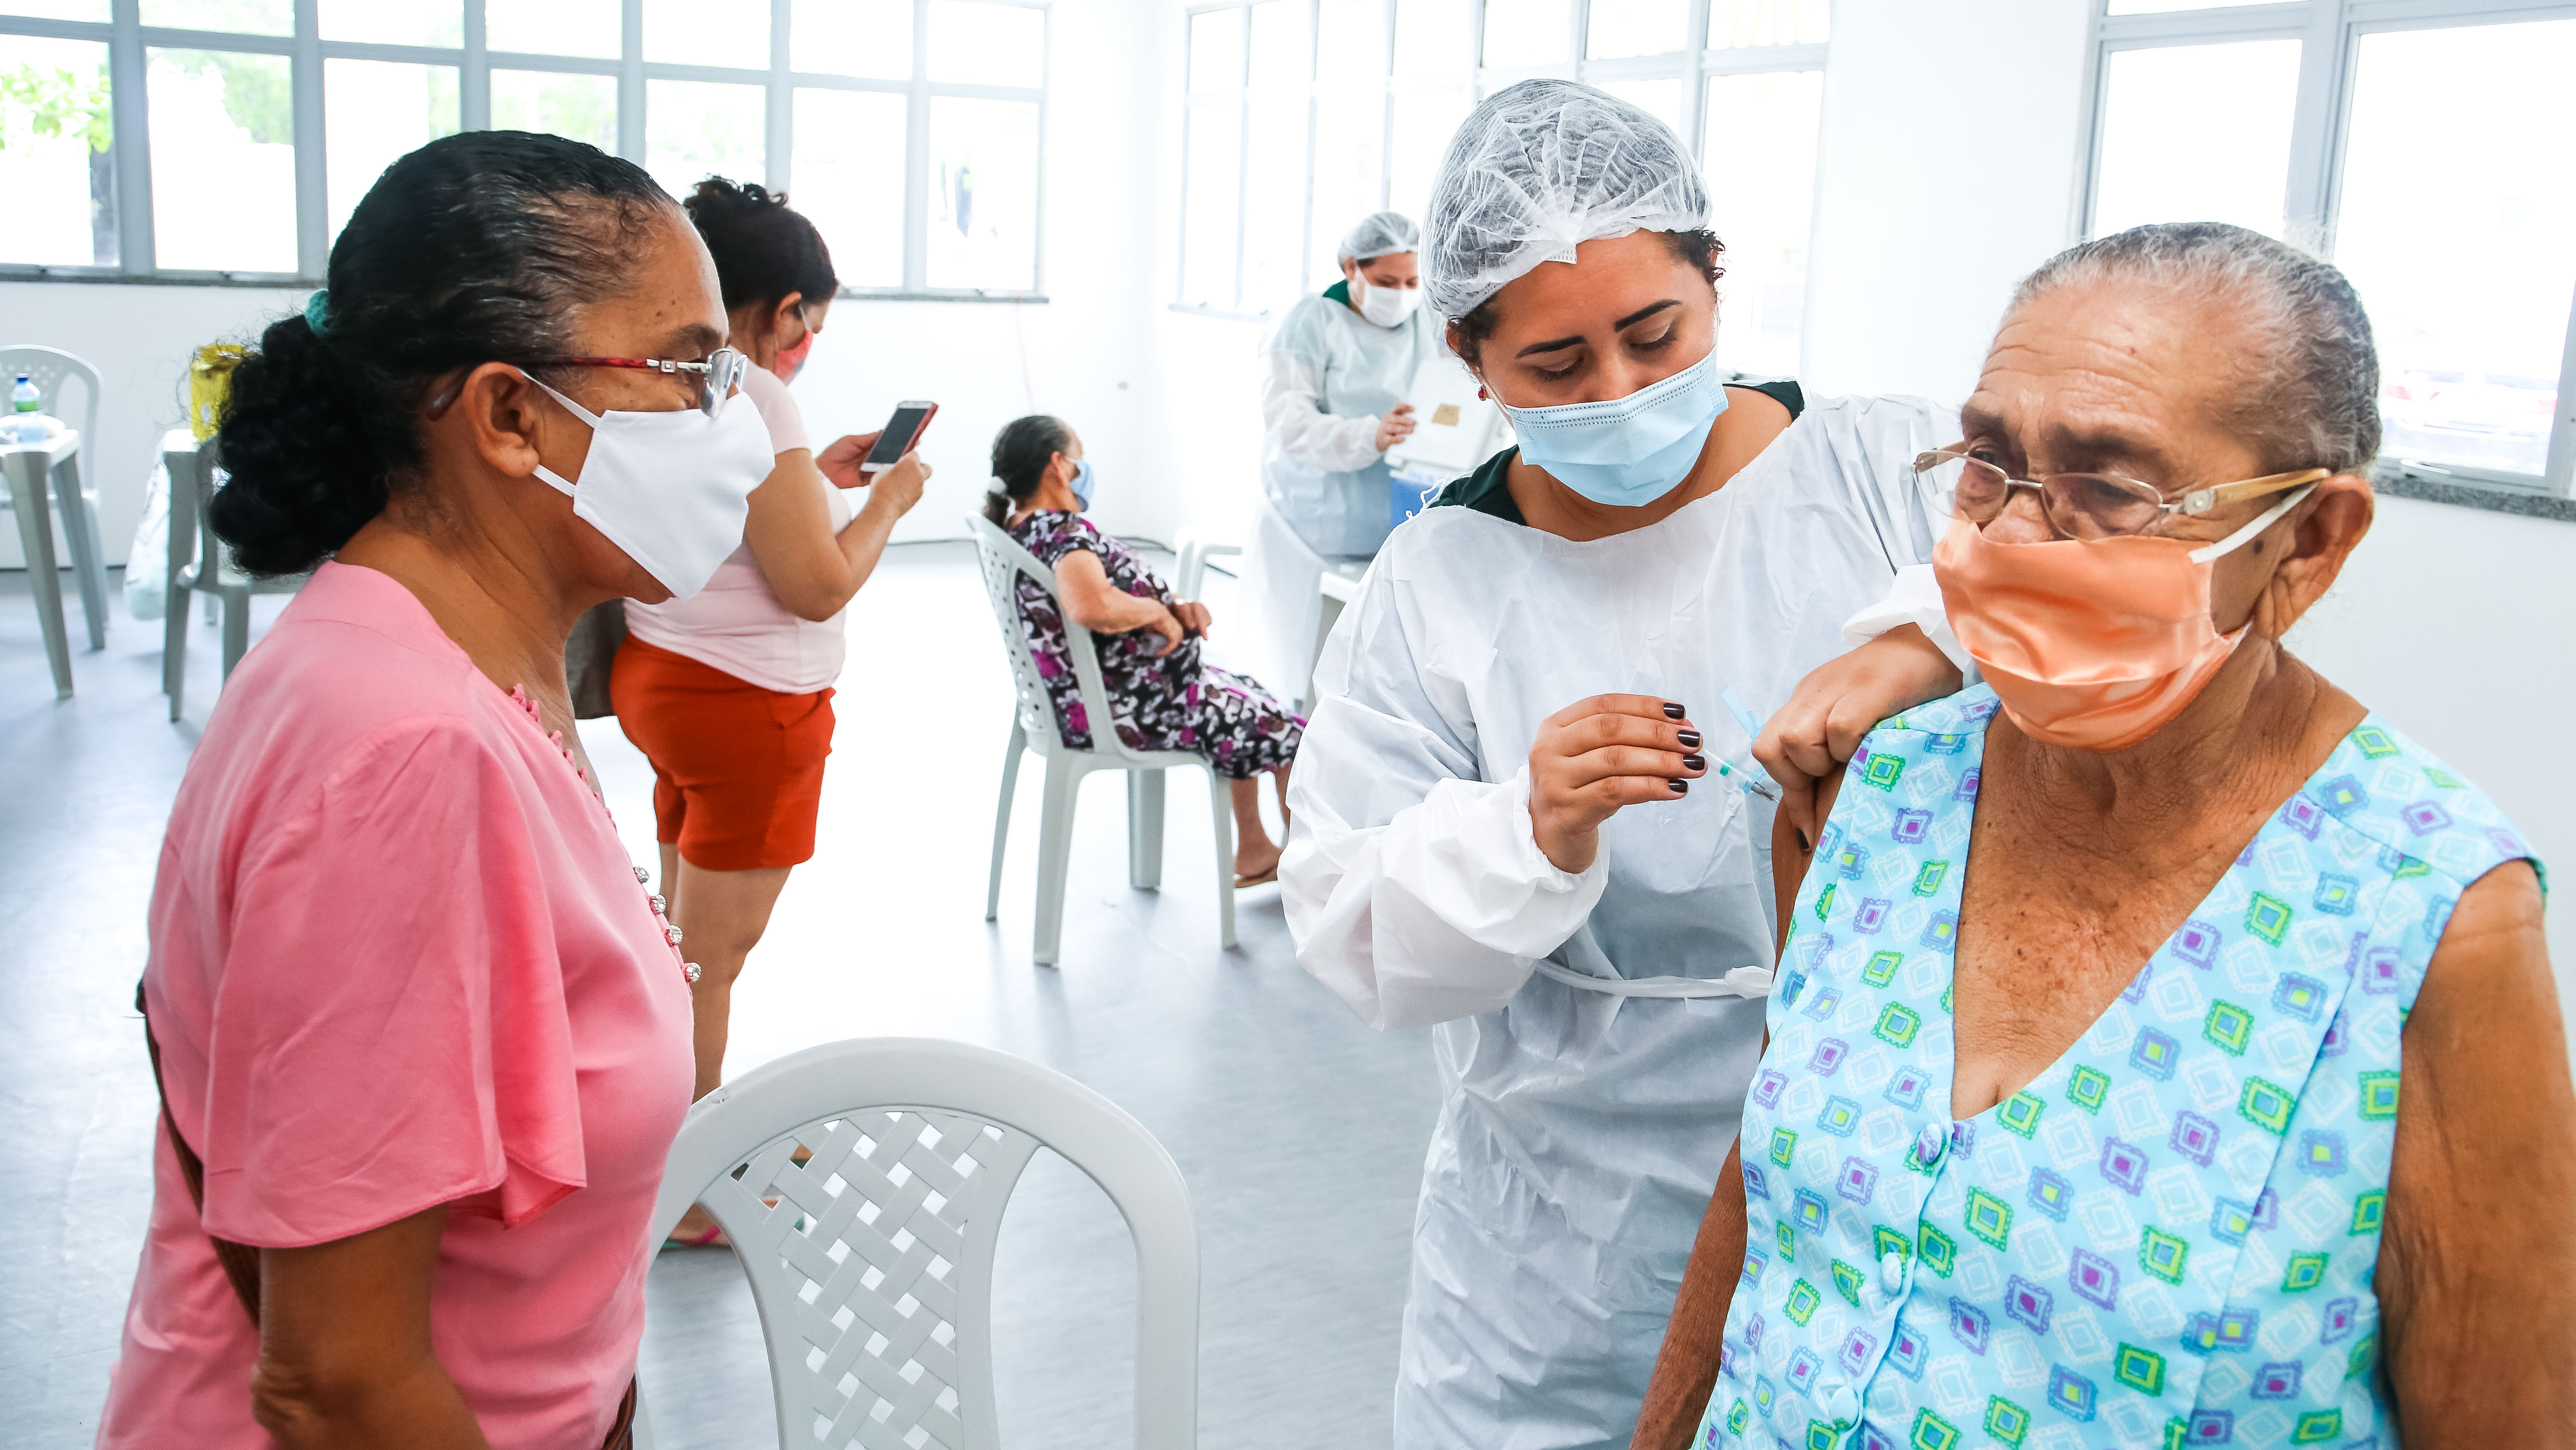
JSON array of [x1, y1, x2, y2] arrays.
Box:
[[1054, 549, 1177, 637], [251, 1207, 492, 1450], [1635, 1138, 1749, 1450], [1261, 348, 1387, 474], [2378, 860, 2576, 1444]]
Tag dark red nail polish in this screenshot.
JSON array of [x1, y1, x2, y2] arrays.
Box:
[[1663, 702, 1686, 719], [1677, 730, 1701, 749], [1668, 778, 1688, 794], [1682, 754, 1706, 771]]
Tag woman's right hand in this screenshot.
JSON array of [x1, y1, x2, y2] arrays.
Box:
[[1145, 603, 1188, 656], [863, 450, 931, 518], [1373, 405, 1418, 453], [1527, 695, 1706, 873]]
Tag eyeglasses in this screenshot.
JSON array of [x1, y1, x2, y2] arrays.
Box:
[[423, 347, 751, 420], [1913, 448, 2330, 541], [532, 348, 750, 418]]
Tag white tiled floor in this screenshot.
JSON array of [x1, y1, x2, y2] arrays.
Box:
[[0, 545, 1441, 1450]]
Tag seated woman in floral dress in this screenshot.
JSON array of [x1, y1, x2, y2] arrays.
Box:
[[986, 415, 1303, 885]]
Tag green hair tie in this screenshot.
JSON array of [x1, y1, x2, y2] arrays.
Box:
[[303, 289, 330, 335]]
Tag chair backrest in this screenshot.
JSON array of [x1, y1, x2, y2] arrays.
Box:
[[963, 511, 1150, 765], [0, 344, 102, 444], [639, 1038, 1199, 1450]]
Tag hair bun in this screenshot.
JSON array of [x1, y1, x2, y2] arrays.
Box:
[[210, 310, 390, 576]]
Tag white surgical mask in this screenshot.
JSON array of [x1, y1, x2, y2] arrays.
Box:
[[1355, 276, 1422, 329], [526, 377, 774, 599]]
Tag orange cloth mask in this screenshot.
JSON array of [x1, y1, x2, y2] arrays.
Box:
[[1931, 488, 2313, 752]]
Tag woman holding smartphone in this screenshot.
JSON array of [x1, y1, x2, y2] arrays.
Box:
[[613, 180, 928, 1235]]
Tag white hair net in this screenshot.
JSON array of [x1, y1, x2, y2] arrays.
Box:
[[1422, 79, 1710, 320], [1336, 210, 1421, 265]]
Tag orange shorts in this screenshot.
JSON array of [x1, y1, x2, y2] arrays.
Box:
[[609, 636, 834, 872]]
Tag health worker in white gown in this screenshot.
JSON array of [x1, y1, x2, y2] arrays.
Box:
[[1242, 210, 1442, 704], [1280, 80, 1966, 1450]]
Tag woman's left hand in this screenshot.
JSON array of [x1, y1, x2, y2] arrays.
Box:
[[815, 431, 880, 489], [1754, 626, 1961, 850], [1170, 600, 1213, 638]]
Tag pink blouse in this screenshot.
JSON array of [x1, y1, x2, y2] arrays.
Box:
[[97, 562, 696, 1450]]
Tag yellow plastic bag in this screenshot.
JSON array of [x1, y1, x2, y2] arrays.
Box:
[[187, 344, 246, 441]]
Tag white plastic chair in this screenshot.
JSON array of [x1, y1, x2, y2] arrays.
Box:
[[159, 433, 306, 720], [1168, 527, 1239, 601], [1, 344, 112, 692], [966, 513, 1235, 966], [634, 1037, 1200, 1450]]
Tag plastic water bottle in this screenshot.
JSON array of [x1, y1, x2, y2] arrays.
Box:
[[11, 375, 37, 414]]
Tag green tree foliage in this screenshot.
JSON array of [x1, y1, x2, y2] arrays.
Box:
[[0, 63, 114, 154]]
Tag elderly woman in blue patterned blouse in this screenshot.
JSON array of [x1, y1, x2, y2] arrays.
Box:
[[1634, 223, 2572, 1449]]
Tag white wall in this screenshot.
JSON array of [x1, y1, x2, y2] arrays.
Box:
[[1802, 0, 2576, 989], [0, 0, 1179, 567]]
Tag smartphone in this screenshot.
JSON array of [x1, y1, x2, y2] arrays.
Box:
[[862, 400, 938, 473]]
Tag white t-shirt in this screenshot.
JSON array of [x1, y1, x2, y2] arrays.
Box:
[[621, 362, 859, 694]]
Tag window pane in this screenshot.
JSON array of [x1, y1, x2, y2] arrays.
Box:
[[488, 0, 621, 58], [927, 95, 1038, 291], [794, 0, 910, 81], [1392, 0, 1469, 75], [2337, 19, 2576, 478], [929, 1, 1043, 87], [2091, 39, 2298, 239], [141, 0, 290, 34], [491, 69, 617, 151], [648, 79, 766, 198], [1, 1, 111, 19], [1703, 69, 1820, 376], [1242, 90, 1310, 311], [148, 48, 295, 271], [2107, 0, 2274, 13], [791, 88, 903, 288], [0, 36, 117, 266], [1387, 84, 1470, 220], [1306, 88, 1383, 289], [1587, 0, 1686, 60], [1314, 0, 1384, 85], [1190, 9, 1243, 94], [1181, 103, 1240, 304], [1594, 76, 1682, 136], [319, 0, 461, 46], [325, 60, 458, 245], [645, 0, 769, 70], [1482, 0, 1570, 68], [1706, 0, 1828, 47], [1250, 0, 1314, 90]]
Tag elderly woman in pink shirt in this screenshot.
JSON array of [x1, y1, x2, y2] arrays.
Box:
[[96, 131, 774, 1449]]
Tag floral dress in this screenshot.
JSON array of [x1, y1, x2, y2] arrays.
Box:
[[1007, 510, 1303, 778], [1700, 685, 2537, 1450]]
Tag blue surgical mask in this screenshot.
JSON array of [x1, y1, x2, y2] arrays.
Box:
[[1069, 458, 1095, 510], [1498, 350, 1728, 508]]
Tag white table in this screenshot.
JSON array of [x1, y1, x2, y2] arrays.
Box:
[[1, 428, 107, 699], [1309, 558, 1372, 684]]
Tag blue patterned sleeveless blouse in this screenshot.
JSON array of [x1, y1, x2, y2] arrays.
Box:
[[1697, 685, 2537, 1450]]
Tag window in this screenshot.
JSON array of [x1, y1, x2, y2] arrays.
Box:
[[2085, 0, 2576, 498], [1176, 0, 1830, 378], [0, 0, 1051, 295]]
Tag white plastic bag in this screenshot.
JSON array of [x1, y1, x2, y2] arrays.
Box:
[[125, 461, 170, 621]]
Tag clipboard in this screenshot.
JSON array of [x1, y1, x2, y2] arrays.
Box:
[[1385, 354, 1511, 478]]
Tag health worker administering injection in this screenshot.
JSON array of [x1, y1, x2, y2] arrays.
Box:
[[1280, 80, 1972, 1449]]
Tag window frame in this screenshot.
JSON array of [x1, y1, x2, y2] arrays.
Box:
[[2079, 0, 2576, 505], [1173, 0, 1826, 322], [0, 0, 1051, 300]]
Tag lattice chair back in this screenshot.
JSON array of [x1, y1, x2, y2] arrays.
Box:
[[0, 344, 102, 445], [637, 1038, 1199, 1450], [964, 512, 1148, 766]]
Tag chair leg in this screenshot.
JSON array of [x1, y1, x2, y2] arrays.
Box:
[[53, 457, 108, 651], [1127, 768, 1166, 891], [219, 590, 250, 680], [986, 721, 1025, 922], [8, 455, 74, 699], [1208, 767, 1237, 951], [1031, 760, 1082, 967], [163, 582, 188, 720]]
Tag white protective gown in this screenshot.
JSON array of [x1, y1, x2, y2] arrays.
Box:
[[1244, 287, 1441, 700], [1283, 393, 1953, 1450]]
